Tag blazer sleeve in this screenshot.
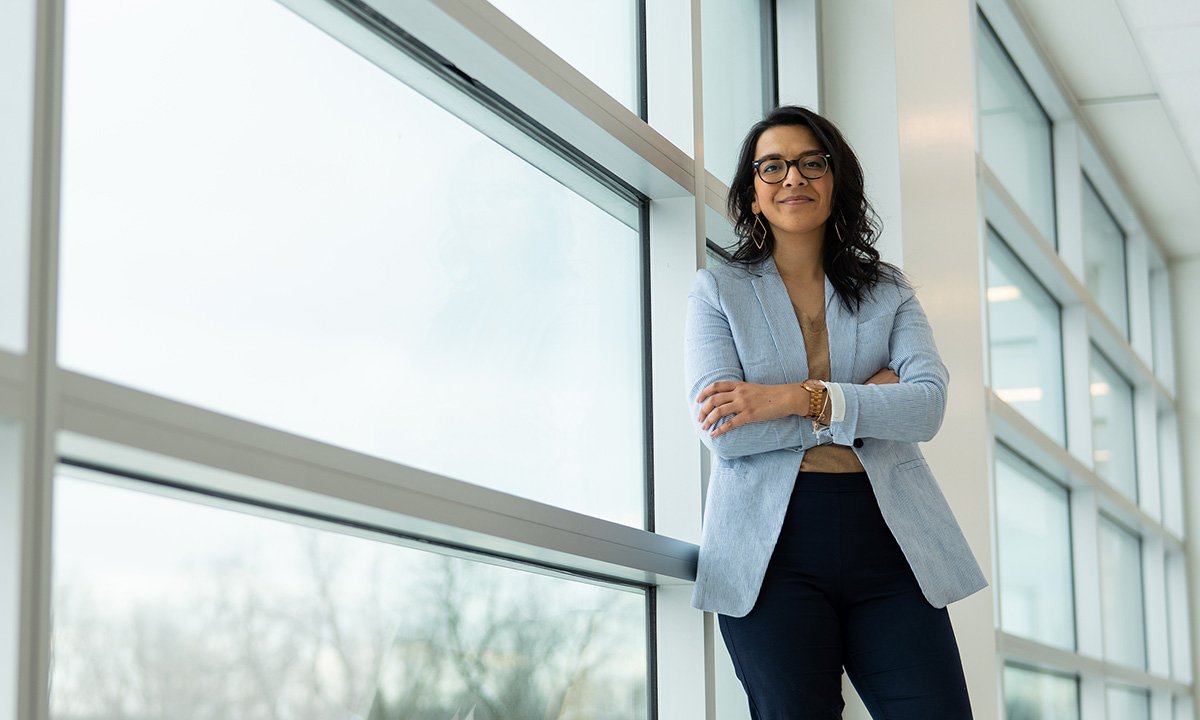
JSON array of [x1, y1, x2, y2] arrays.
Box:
[[685, 268, 818, 459], [826, 286, 949, 444]]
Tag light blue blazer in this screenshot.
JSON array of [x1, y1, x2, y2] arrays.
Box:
[[685, 254, 987, 617]]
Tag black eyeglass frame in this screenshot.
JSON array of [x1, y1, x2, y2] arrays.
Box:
[[751, 153, 832, 184]]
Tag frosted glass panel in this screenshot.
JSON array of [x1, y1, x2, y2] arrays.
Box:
[[57, 0, 645, 526], [702, 0, 771, 186], [51, 474, 649, 719], [1003, 665, 1079, 720], [487, 0, 639, 112], [987, 231, 1065, 443], [1098, 517, 1146, 669], [996, 447, 1075, 650], [978, 16, 1055, 244]]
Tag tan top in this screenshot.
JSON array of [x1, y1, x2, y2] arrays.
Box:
[[793, 299, 865, 473]]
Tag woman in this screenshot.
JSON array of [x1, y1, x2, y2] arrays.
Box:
[[685, 105, 986, 719]]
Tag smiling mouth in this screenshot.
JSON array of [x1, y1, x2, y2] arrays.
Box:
[[779, 196, 812, 204]]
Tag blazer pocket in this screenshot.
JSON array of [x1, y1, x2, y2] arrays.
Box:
[[895, 457, 928, 472]]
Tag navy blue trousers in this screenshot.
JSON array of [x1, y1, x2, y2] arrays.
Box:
[[718, 471, 973, 719]]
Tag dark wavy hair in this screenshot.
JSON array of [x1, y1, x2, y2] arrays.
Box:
[[727, 105, 904, 311]]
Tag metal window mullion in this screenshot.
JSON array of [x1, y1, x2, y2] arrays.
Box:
[[57, 370, 698, 585], [15, 0, 65, 716]]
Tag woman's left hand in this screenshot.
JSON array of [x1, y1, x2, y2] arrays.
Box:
[[696, 382, 800, 438]]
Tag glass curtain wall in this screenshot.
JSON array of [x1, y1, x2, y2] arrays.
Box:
[[20, 0, 790, 716], [979, 6, 1185, 718], [56, 0, 645, 526]]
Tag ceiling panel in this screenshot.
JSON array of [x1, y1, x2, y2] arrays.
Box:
[[1014, 0, 1155, 101], [1084, 100, 1200, 258]]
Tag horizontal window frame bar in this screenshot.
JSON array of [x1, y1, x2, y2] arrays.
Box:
[[57, 369, 699, 587], [999, 631, 1192, 696], [988, 391, 1182, 551]]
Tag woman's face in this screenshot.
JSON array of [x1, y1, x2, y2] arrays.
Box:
[[749, 124, 834, 245]]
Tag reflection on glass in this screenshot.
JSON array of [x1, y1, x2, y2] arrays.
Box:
[[996, 447, 1074, 650], [986, 231, 1065, 443], [1003, 665, 1078, 720], [1106, 685, 1150, 720], [1090, 348, 1137, 500], [1081, 177, 1128, 336], [1098, 516, 1146, 669], [486, 0, 639, 112], [50, 475, 649, 720], [57, 0, 645, 526], [702, 0, 770, 186], [978, 16, 1055, 244]]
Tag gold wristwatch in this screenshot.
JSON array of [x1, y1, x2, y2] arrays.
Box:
[[801, 379, 827, 419]]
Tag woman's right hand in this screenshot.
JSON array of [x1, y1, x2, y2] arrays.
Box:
[[865, 367, 900, 385]]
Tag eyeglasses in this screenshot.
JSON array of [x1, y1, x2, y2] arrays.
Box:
[[752, 154, 831, 184]]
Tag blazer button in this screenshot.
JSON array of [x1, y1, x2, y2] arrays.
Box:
[[853, 438, 864, 448]]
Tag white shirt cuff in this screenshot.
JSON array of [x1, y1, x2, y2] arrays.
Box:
[[820, 380, 846, 423]]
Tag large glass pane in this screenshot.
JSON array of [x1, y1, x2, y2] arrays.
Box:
[[1090, 348, 1137, 500], [57, 0, 645, 526], [702, 0, 771, 186], [1098, 517, 1146, 669], [0, 0, 34, 353], [1167, 552, 1193, 681], [50, 473, 649, 719], [1003, 665, 1078, 720], [978, 15, 1055, 244], [986, 230, 1065, 443], [1081, 176, 1128, 336], [996, 446, 1075, 649], [1150, 262, 1173, 383], [486, 0, 639, 113], [1106, 685, 1150, 720]]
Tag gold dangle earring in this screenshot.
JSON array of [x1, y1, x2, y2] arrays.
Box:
[[752, 213, 768, 250]]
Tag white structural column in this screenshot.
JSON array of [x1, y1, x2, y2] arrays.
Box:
[[824, 1, 998, 718], [1171, 255, 1200, 715], [891, 2, 998, 717]]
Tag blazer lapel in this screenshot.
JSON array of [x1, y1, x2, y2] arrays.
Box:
[[825, 275, 858, 383], [750, 255, 809, 384]]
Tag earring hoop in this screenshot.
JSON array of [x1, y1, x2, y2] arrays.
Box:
[[752, 213, 768, 250]]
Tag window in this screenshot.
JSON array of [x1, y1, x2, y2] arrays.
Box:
[[977, 15, 1055, 245], [1089, 348, 1137, 501], [1167, 552, 1193, 682], [56, 0, 646, 526], [1003, 664, 1079, 720], [702, 0, 774, 186], [50, 471, 649, 718], [1098, 516, 1146, 669], [0, 0, 34, 354], [1106, 685, 1150, 720], [996, 446, 1075, 650], [986, 230, 1065, 443], [1081, 176, 1128, 336], [486, 0, 641, 114]]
